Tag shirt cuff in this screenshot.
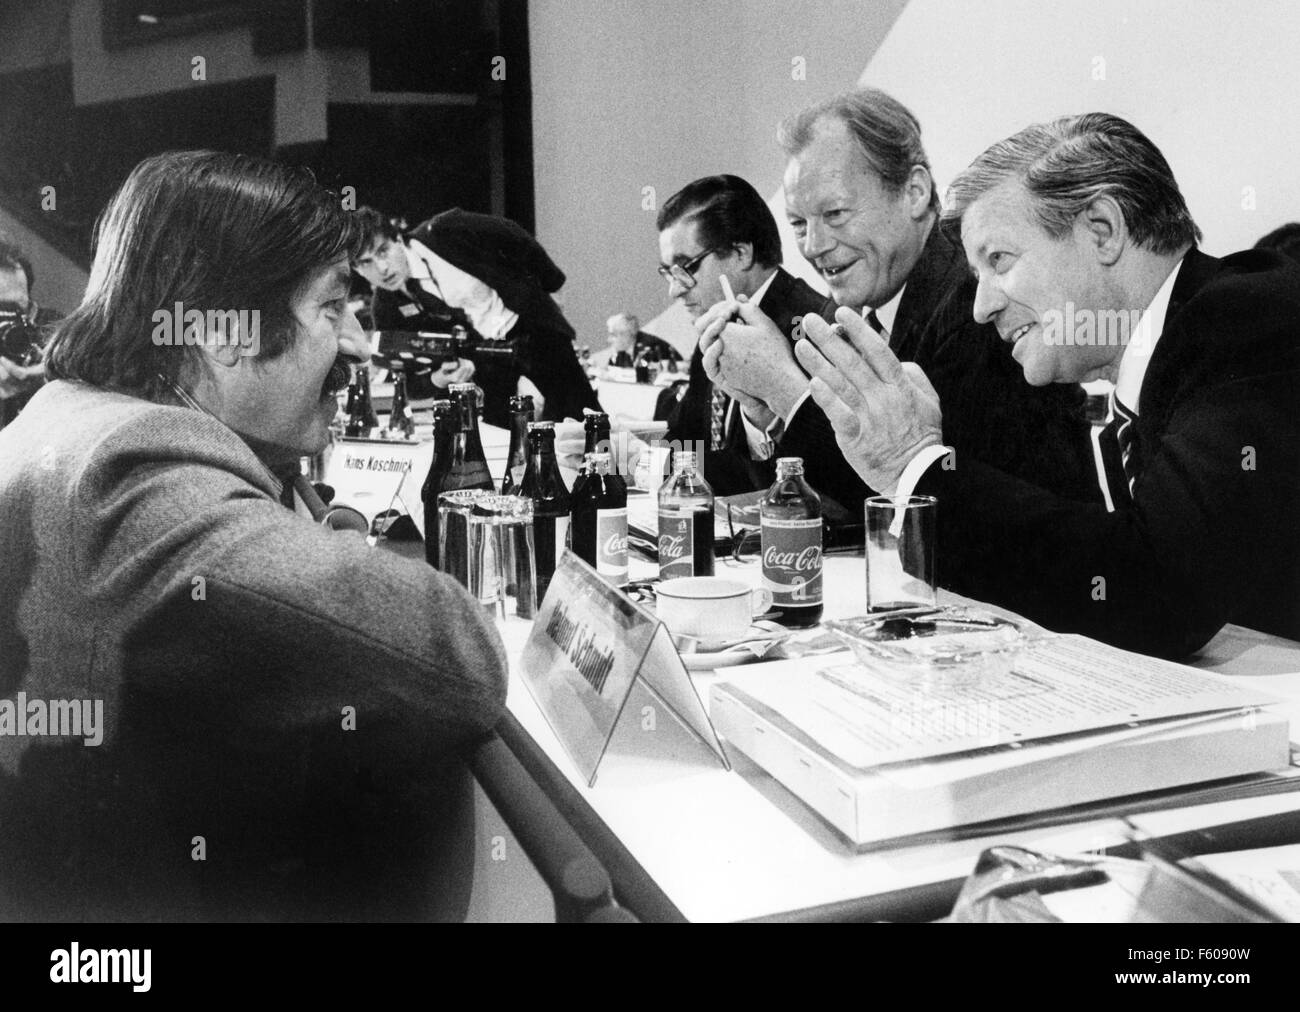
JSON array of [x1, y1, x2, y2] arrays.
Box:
[[782, 390, 812, 430], [895, 443, 952, 499]]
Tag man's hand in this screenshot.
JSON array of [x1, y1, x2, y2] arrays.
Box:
[[0, 357, 43, 399], [794, 307, 943, 494], [696, 296, 807, 419], [555, 421, 647, 479], [431, 357, 476, 388]]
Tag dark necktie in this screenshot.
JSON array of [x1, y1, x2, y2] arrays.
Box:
[[865, 309, 889, 342], [1113, 394, 1140, 492], [1100, 392, 1141, 504], [404, 279, 453, 320]]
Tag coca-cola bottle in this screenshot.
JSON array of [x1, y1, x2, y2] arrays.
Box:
[[386, 365, 415, 438], [571, 451, 627, 587], [657, 450, 714, 580], [519, 421, 571, 603], [345, 364, 379, 437], [420, 399, 455, 567], [500, 394, 535, 495], [760, 457, 823, 627]]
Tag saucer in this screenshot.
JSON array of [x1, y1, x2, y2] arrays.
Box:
[[672, 621, 790, 670], [679, 645, 768, 670]]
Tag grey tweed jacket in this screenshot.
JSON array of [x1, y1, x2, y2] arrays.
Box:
[[0, 380, 507, 919]]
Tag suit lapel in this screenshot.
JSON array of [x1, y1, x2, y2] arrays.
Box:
[[891, 221, 966, 360]]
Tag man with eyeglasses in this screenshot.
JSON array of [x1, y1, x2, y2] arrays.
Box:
[[655, 174, 834, 495], [696, 89, 1098, 515]]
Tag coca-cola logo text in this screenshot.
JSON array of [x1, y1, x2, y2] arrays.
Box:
[[603, 533, 628, 556], [762, 545, 821, 572], [660, 534, 687, 558]]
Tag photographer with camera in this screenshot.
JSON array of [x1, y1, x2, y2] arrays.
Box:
[[0, 236, 61, 428]]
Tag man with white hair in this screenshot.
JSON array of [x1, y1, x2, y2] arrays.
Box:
[[796, 112, 1300, 657], [604, 312, 681, 369]]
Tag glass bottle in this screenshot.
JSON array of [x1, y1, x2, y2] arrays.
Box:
[[345, 364, 379, 437], [760, 457, 823, 627], [500, 394, 535, 495], [519, 421, 572, 603], [386, 365, 415, 438], [421, 399, 455, 568], [448, 382, 491, 489], [657, 450, 714, 580], [570, 451, 627, 587]]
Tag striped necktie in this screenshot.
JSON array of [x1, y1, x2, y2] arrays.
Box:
[[1111, 392, 1141, 495], [709, 385, 728, 451]]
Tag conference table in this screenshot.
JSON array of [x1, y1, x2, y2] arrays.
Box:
[[441, 423, 1300, 923]]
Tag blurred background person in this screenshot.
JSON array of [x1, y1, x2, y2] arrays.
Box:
[[604, 311, 682, 369], [352, 206, 599, 427], [0, 235, 63, 428]]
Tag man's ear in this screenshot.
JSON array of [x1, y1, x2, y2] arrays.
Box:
[[904, 165, 934, 220], [199, 328, 244, 369], [730, 242, 755, 272], [1080, 194, 1126, 266]]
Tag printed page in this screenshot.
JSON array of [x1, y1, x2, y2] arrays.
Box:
[[720, 635, 1283, 769]]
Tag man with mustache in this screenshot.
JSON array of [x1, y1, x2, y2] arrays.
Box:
[[0, 151, 506, 919], [796, 113, 1300, 658], [696, 88, 1098, 514]]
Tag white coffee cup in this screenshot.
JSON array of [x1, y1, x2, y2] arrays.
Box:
[[655, 577, 773, 647]]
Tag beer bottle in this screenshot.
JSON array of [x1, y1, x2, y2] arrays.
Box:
[[386, 364, 415, 438], [519, 421, 571, 603], [420, 399, 455, 567], [571, 451, 628, 587], [583, 410, 611, 460], [760, 457, 823, 627], [657, 449, 714, 580], [345, 364, 379, 437], [500, 394, 535, 495], [448, 382, 492, 489], [568, 451, 594, 532], [343, 369, 358, 422]]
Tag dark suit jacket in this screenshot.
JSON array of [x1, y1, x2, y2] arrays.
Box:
[[915, 247, 1300, 658], [663, 266, 834, 494], [385, 210, 599, 425], [779, 223, 1098, 515]]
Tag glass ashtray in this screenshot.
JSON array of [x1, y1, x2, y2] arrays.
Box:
[[825, 607, 1027, 683]]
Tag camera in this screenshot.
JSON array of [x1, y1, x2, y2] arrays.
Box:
[[0, 301, 45, 365]]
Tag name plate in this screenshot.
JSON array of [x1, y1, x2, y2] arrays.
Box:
[[520, 552, 728, 786], [323, 437, 431, 530]]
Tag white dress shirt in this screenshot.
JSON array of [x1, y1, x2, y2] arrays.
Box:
[[405, 237, 519, 340]]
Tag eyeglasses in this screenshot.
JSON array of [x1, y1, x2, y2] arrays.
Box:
[[657, 248, 719, 290], [724, 502, 763, 565]]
